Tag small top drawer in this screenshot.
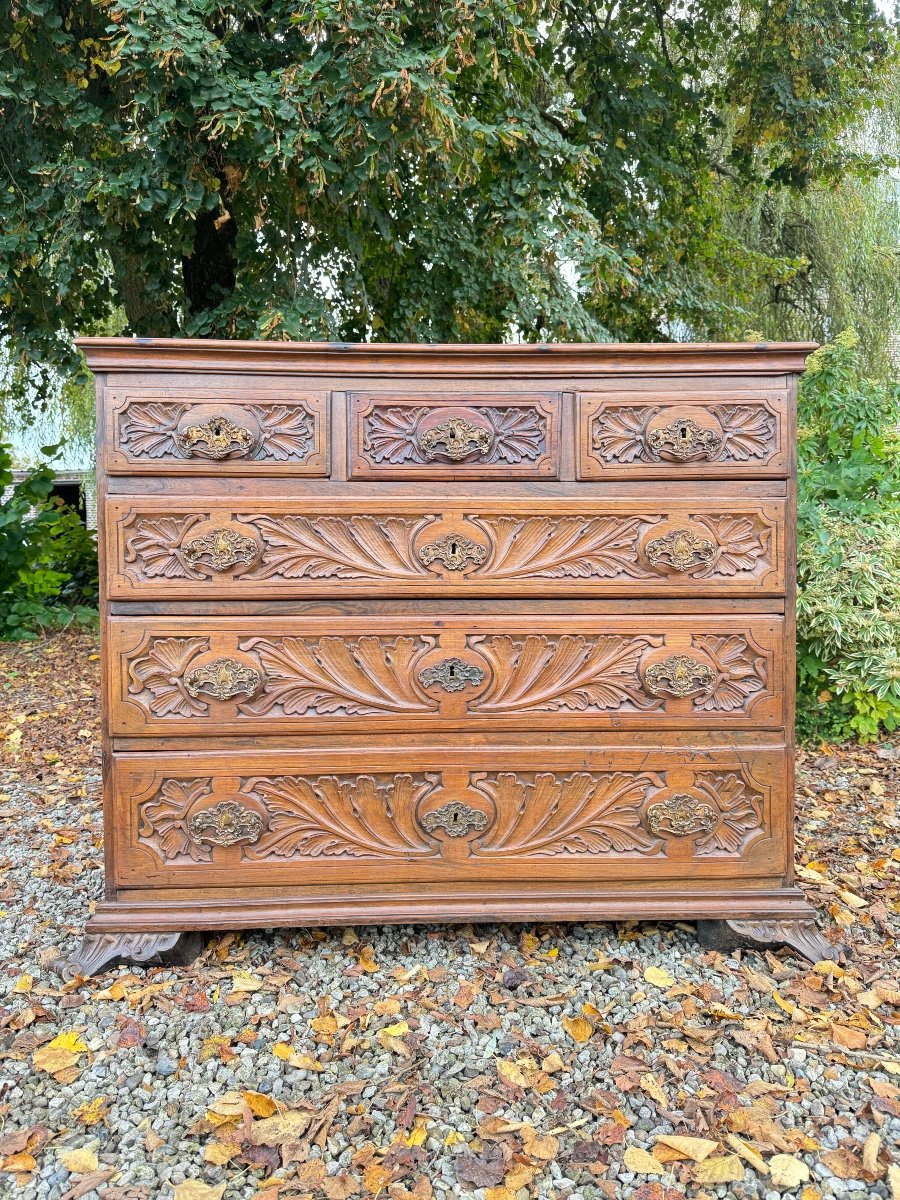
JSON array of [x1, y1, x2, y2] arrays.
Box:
[[578, 390, 790, 479], [348, 392, 561, 479], [104, 385, 329, 475]]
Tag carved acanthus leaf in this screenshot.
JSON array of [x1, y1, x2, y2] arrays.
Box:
[[125, 514, 203, 579], [239, 636, 437, 716], [470, 634, 662, 714], [128, 636, 210, 717], [246, 774, 439, 859], [692, 515, 769, 578], [364, 406, 546, 466], [472, 771, 663, 855], [247, 403, 313, 461], [119, 402, 187, 458], [691, 634, 767, 712], [473, 515, 653, 580], [712, 404, 777, 461], [591, 406, 658, 463], [138, 779, 214, 863], [247, 515, 431, 580], [690, 772, 764, 855]]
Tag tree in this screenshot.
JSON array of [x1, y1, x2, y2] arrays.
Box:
[[0, 0, 894, 387]]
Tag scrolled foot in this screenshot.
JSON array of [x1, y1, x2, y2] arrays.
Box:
[[58, 931, 204, 980], [697, 918, 843, 964]]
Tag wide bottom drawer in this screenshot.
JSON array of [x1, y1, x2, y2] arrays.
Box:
[[111, 744, 790, 888]]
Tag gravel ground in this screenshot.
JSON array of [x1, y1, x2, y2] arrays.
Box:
[[0, 630, 898, 1200]]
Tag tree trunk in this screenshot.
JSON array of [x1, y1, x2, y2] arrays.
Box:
[[182, 204, 237, 318]]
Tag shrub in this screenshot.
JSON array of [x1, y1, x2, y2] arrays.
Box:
[[0, 441, 98, 639], [796, 331, 900, 741]]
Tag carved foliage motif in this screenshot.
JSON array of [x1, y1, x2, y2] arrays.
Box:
[[240, 636, 437, 716], [128, 637, 211, 718], [245, 774, 440, 859], [690, 634, 767, 712], [592, 404, 777, 466], [138, 778, 217, 862], [688, 772, 764, 855], [470, 635, 662, 714], [122, 510, 773, 587], [471, 772, 663, 856], [135, 766, 765, 867], [119, 402, 314, 461], [364, 406, 546, 465]]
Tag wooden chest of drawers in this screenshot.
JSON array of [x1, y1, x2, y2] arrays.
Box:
[[69, 338, 830, 977]]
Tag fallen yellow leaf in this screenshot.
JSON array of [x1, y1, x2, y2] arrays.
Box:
[[521, 1125, 559, 1160], [692, 1154, 744, 1184], [644, 965, 675, 988], [562, 1015, 592, 1043], [173, 1183, 227, 1200], [33, 1030, 88, 1075], [203, 1141, 238, 1165], [58, 1147, 99, 1173], [71, 1096, 109, 1126], [654, 1134, 719, 1162], [769, 1154, 810, 1189], [243, 1090, 278, 1118], [12, 973, 33, 994], [622, 1145, 666, 1174], [497, 1059, 530, 1088]]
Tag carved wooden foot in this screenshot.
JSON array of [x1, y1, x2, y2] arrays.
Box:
[[59, 931, 204, 980], [697, 919, 841, 963]]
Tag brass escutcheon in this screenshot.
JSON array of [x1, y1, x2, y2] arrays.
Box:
[[181, 527, 261, 572], [418, 533, 488, 572], [418, 416, 494, 461], [643, 654, 716, 699], [418, 658, 486, 693], [421, 802, 489, 838], [175, 415, 256, 459], [189, 800, 263, 847], [646, 527, 718, 572], [647, 793, 718, 837], [184, 658, 263, 702], [646, 417, 723, 461]]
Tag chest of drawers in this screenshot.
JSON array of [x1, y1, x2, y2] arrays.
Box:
[[68, 338, 831, 977]]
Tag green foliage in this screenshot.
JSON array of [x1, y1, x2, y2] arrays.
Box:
[[0, 1, 894, 382], [796, 332, 900, 742], [0, 443, 99, 640]]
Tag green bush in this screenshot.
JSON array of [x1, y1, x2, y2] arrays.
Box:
[[0, 441, 98, 639], [796, 331, 900, 741]]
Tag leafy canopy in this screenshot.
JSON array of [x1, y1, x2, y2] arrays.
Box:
[[1, 0, 894, 379]]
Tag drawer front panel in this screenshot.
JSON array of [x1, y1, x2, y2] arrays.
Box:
[[104, 386, 329, 475], [578, 391, 790, 479], [348, 393, 561, 479], [110, 614, 785, 734], [112, 745, 788, 887], [106, 497, 786, 599]]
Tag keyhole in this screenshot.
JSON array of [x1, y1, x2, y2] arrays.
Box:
[[680, 426, 688, 440], [213, 421, 223, 436], [449, 541, 458, 556], [448, 663, 457, 680], [450, 810, 463, 830]]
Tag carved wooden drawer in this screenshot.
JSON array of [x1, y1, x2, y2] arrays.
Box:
[[110, 744, 788, 889], [348, 392, 561, 479], [75, 338, 821, 978], [103, 386, 329, 475], [105, 496, 787, 599], [109, 613, 786, 734], [577, 390, 790, 479]]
